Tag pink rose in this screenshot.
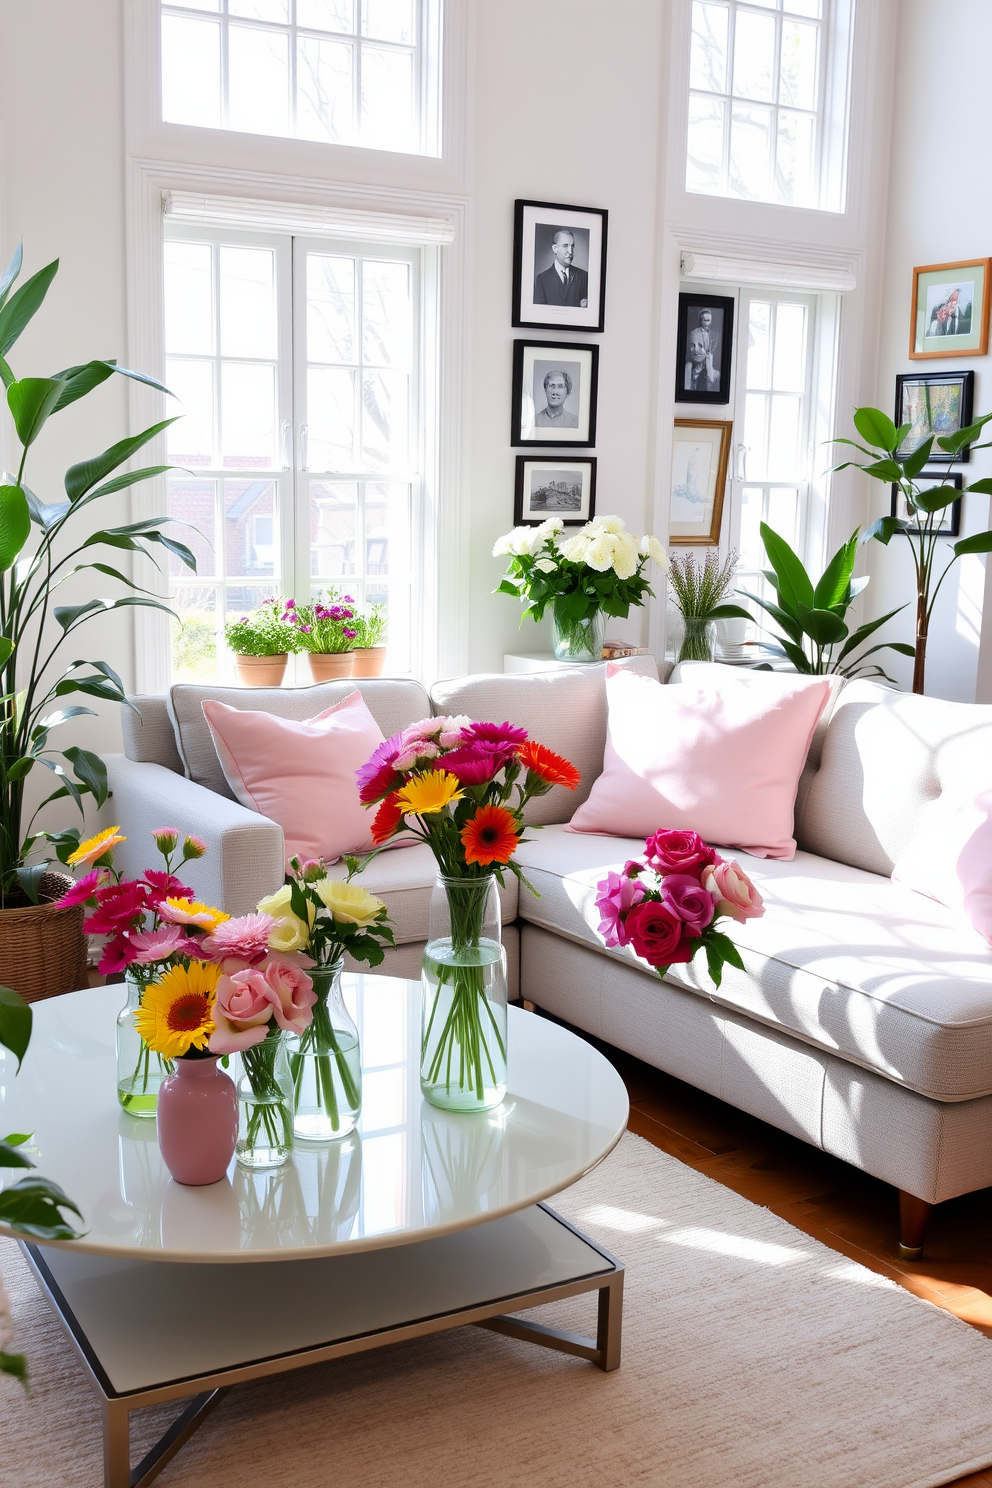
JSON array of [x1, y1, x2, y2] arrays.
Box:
[[624, 900, 693, 967], [208, 968, 274, 1054], [660, 873, 717, 936], [644, 828, 716, 877], [700, 860, 765, 923], [262, 953, 316, 1034]]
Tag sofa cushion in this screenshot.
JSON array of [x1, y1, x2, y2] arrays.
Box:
[[168, 678, 432, 800], [322, 844, 518, 945], [893, 787, 992, 946], [514, 825, 992, 1101]]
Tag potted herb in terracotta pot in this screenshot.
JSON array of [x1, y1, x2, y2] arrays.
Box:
[[350, 601, 388, 677], [224, 599, 298, 686], [289, 591, 359, 682]]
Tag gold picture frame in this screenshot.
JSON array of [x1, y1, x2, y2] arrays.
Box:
[[909, 258, 991, 359], [669, 419, 732, 546]]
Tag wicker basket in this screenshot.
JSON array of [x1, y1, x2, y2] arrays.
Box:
[[0, 872, 88, 1003]]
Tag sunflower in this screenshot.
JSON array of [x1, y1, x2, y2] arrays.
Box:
[[159, 897, 231, 931], [394, 770, 464, 816], [134, 960, 220, 1058], [517, 740, 581, 790], [67, 825, 126, 868], [460, 804, 520, 866]]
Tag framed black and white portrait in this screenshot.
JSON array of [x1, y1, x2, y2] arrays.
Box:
[[514, 456, 597, 526], [675, 293, 735, 405], [511, 340, 599, 447], [512, 200, 608, 333]]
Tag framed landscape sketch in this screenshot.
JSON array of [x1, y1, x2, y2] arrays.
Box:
[[890, 472, 962, 538], [511, 340, 599, 447], [909, 259, 991, 359], [512, 199, 608, 333], [669, 419, 732, 546], [894, 370, 974, 464], [675, 292, 735, 405], [514, 456, 596, 526]]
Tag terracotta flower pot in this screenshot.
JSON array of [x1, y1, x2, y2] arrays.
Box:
[[350, 646, 387, 677], [0, 871, 87, 1003], [234, 653, 288, 687], [307, 651, 355, 683], [157, 1055, 239, 1185]]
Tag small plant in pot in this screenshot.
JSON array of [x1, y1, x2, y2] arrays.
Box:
[[349, 601, 388, 677], [289, 590, 359, 682], [224, 598, 299, 687]]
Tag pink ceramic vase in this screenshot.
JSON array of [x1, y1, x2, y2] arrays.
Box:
[[157, 1055, 238, 1186]]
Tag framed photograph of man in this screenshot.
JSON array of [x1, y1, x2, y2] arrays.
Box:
[[669, 419, 732, 546], [909, 259, 991, 359], [890, 472, 962, 538], [894, 370, 974, 464], [514, 456, 597, 527], [511, 340, 599, 447], [675, 293, 734, 404], [512, 200, 608, 333]]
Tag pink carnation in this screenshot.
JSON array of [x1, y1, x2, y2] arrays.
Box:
[[60, 870, 104, 908], [201, 913, 277, 965], [84, 881, 148, 936], [142, 869, 194, 906], [126, 925, 188, 964]]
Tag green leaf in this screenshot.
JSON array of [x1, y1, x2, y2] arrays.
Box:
[[862, 458, 905, 482], [796, 605, 848, 646], [862, 515, 906, 546], [0, 1141, 34, 1169], [0, 1350, 28, 1386], [0, 258, 58, 359], [760, 523, 814, 610], [738, 588, 804, 645], [963, 478, 992, 496], [0, 356, 14, 389], [16, 863, 51, 904], [0, 986, 31, 1071], [953, 531, 992, 557], [5, 757, 33, 782], [0, 239, 23, 312], [3, 1133, 31, 1146], [64, 417, 178, 503], [22, 483, 69, 530], [835, 604, 907, 662], [901, 436, 934, 478], [47, 358, 172, 413], [852, 406, 898, 452], [913, 484, 961, 514], [706, 604, 754, 621], [0, 637, 12, 666], [0, 483, 31, 571], [63, 745, 109, 807], [0, 1173, 84, 1240], [7, 376, 68, 447], [53, 595, 177, 633], [813, 531, 858, 610]]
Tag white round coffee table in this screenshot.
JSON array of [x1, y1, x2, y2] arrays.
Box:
[[1, 976, 628, 1488]]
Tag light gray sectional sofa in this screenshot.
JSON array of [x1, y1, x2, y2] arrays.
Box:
[[102, 659, 992, 1258]]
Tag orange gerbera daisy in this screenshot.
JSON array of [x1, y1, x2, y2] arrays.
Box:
[[517, 740, 581, 790], [460, 804, 520, 866], [371, 791, 404, 845]]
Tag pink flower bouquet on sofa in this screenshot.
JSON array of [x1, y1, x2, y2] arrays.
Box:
[[594, 828, 764, 986]]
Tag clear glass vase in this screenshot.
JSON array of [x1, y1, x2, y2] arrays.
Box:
[[116, 973, 173, 1118], [677, 615, 718, 663], [549, 601, 606, 663], [421, 875, 508, 1113], [234, 1031, 294, 1170], [287, 959, 362, 1142]]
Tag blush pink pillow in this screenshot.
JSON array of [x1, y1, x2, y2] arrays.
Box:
[[892, 789, 992, 946], [566, 665, 833, 859], [201, 691, 384, 867]]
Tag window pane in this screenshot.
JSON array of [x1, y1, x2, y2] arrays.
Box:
[[767, 395, 801, 479], [161, 15, 220, 127], [690, 2, 729, 92], [362, 371, 408, 470], [297, 36, 355, 143], [220, 246, 277, 359], [780, 20, 817, 109], [164, 241, 213, 356], [739, 486, 765, 569], [172, 588, 218, 683], [228, 24, 290, 136], [365, 482, 408, 576], [767, 487, 799, 547], [166, 358, 215, 465], [221, 363, 277, 466], [308, 254, 356, 363], [229, 0, 289, 19], [363, 260, 411, 367], [225, 479, 277, 577], [729, 103, 772, 199], [226, 584, 273, 626], [310, 481, 358, 577], [772, 303, 807, 391], [686, 95, 725, 194], [732, 10, 776, 102], [299, 0, 355, 31], [168, 476, 217, 578], [747, 301, 772, 388], [168, 0, 220, 8], [362, 0, 414, 43], [776, 109, 815, 207], [309, 367, 357, 469], [786, 0, 821, 18], [360, 45, 414, 151], [744, 391, 768, 477]]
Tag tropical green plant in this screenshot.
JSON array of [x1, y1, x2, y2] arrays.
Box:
[[831, 405, 992, 693], [0, 241, 195, 906], [739, 522, 913, 679], [667, 550, 751, 662], [223, 597, 299, 657]]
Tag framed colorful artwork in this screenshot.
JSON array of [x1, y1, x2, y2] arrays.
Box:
[[894, 371, 974, 464], [909, 259, 991, 359]]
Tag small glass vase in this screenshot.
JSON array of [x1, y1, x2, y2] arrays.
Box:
[[549, 601, 606, 663], [677, 615, 718, 664], [116, 972, 173, 1118], [234, 1030, 294, 1170], [287, 959, 362, 1142], [421, 875, 508, 1113]]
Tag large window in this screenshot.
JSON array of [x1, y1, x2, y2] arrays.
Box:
[[161, 0, 442, 155], [686, 0, 852, 211]]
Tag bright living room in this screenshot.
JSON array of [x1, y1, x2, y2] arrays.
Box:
[[3, 1, 992, 1485]]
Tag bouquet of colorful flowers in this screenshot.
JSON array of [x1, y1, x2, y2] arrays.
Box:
[[594, 829, 764, 987]]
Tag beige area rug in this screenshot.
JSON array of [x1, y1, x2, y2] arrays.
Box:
[[4, 1132, 992, 1488]]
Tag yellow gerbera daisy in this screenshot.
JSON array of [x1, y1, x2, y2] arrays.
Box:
[[394, 770, 464, 816], [160, 897, 231, 931], [134, 960, 219, 1058], [67, 825, 126, 867]]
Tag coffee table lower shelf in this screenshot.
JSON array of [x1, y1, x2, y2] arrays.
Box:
[[24, 1201, 624, 1488]]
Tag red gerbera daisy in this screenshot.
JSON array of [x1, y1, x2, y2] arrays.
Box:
[[371, 791, 405, 845], [460, 804, 520, 866], [517, 740, 581, 790]]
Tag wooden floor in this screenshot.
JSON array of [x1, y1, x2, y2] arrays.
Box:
[[541, 1012, 992, 1488]]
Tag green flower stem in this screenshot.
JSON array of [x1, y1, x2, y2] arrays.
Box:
[[288, 991, 359, 1132], [242, 1039, 292, 1152], [423, 880, 506, 1101]]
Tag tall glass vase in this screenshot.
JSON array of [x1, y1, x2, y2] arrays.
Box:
[[234, 1030, 294, 1170], [116, 972, 173, 1117], [677, 615, 717, 663], [549, 601, 606, 663], [287, 959, 362, 1142], [421, 875, 508, 1113]]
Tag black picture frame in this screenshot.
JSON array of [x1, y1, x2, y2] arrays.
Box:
[[890, 471, 962, 537], [512, 199, 608, 333], [511, 339, 599, 447], [514, 456, 597, 527], [894, 370, 975, 464], [675, 292, 735, 405]]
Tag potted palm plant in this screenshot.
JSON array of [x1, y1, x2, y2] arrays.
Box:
[[0, 242, 195, 999]]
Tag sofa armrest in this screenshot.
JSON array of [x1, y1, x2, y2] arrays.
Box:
[[102, 754, 285, 915]]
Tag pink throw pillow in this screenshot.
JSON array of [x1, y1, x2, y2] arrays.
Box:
[[892, 790, 992, 946], [201, 691, 384, 867], [566, 665, 833, 860]]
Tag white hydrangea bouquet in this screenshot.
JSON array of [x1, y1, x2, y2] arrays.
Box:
[[494, 515, 669, 661]]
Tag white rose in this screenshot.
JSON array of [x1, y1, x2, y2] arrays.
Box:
[[534, 558, 558, 573], [560, 533, 591, 563], [611, 533, 641, 580], [590, 515, 626, 535], [585, 534, 616, 571]]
